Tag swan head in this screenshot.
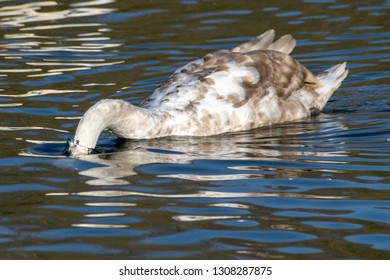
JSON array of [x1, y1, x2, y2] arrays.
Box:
[[65, 138, 95, 157]]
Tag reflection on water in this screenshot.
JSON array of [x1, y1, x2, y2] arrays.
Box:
[[0, 1, 114, 27], [0, 0, 389, 259], [56, 116, 349, 185], [0, 0, 123, 97]]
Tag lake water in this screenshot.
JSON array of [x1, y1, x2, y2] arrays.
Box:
[[0, 0, 389, 259]]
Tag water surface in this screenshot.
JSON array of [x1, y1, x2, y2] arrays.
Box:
[[0, 0, 389, 259]]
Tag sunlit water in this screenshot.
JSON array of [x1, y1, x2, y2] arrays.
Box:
[[0, 0, 389, 259]]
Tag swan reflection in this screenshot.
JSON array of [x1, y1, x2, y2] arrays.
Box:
[[74, 117, 348, 185]]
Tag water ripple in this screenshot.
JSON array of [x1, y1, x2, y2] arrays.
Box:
[[0, 0, 389, 260]]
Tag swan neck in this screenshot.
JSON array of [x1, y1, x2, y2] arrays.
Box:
[[70, 99, 155, 156]]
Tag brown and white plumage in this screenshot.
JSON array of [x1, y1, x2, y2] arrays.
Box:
[[67, 29, 348, 156]]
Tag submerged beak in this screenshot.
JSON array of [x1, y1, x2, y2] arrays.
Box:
[[64, 139, 94, 157]]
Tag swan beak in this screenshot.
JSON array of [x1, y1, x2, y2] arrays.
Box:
[[64, 138, 92, 157]]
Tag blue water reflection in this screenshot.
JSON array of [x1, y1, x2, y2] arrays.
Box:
[[0, 0, 389, 259]]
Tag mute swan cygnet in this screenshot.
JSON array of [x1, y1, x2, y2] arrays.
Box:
[[66, 29, 348, 157]]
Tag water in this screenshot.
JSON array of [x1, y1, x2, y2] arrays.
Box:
[[0, 0, 389, 259]]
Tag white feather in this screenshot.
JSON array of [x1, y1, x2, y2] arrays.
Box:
[[67, 30, 348, 157]]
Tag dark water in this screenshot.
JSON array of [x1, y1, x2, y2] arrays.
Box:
[[0, 0, 389, 259]]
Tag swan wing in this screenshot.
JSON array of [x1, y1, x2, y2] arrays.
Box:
[[140, 30, 317, 113]]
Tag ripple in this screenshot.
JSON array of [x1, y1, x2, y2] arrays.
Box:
[[71, 223, 128, 229], [209, 203, 250, 209], [21, 23, 104, 31], [9, 242, 123, 254], [0, 103, 23, 107], [0, 126, 67, 133], [142, 229, 316, 245], [274, 246, 322, 254], [47, 190, 345, 200], [302, 221, 362, 230], [160, 173, 265, 181], [71, 0, 116, 7], [84, 212, 125, 218], [345, 234, 390, 251], [84, 202, 137, 207], [0, 0, 389, 260], [173, 215, 240, 222], [214, 219, 260, 228], [0, 68, 41, 73], [0, 1, 123, 87], [0, 2, 114, 27], [37, 227, 147, 239], [0, 89, 87, 98]]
